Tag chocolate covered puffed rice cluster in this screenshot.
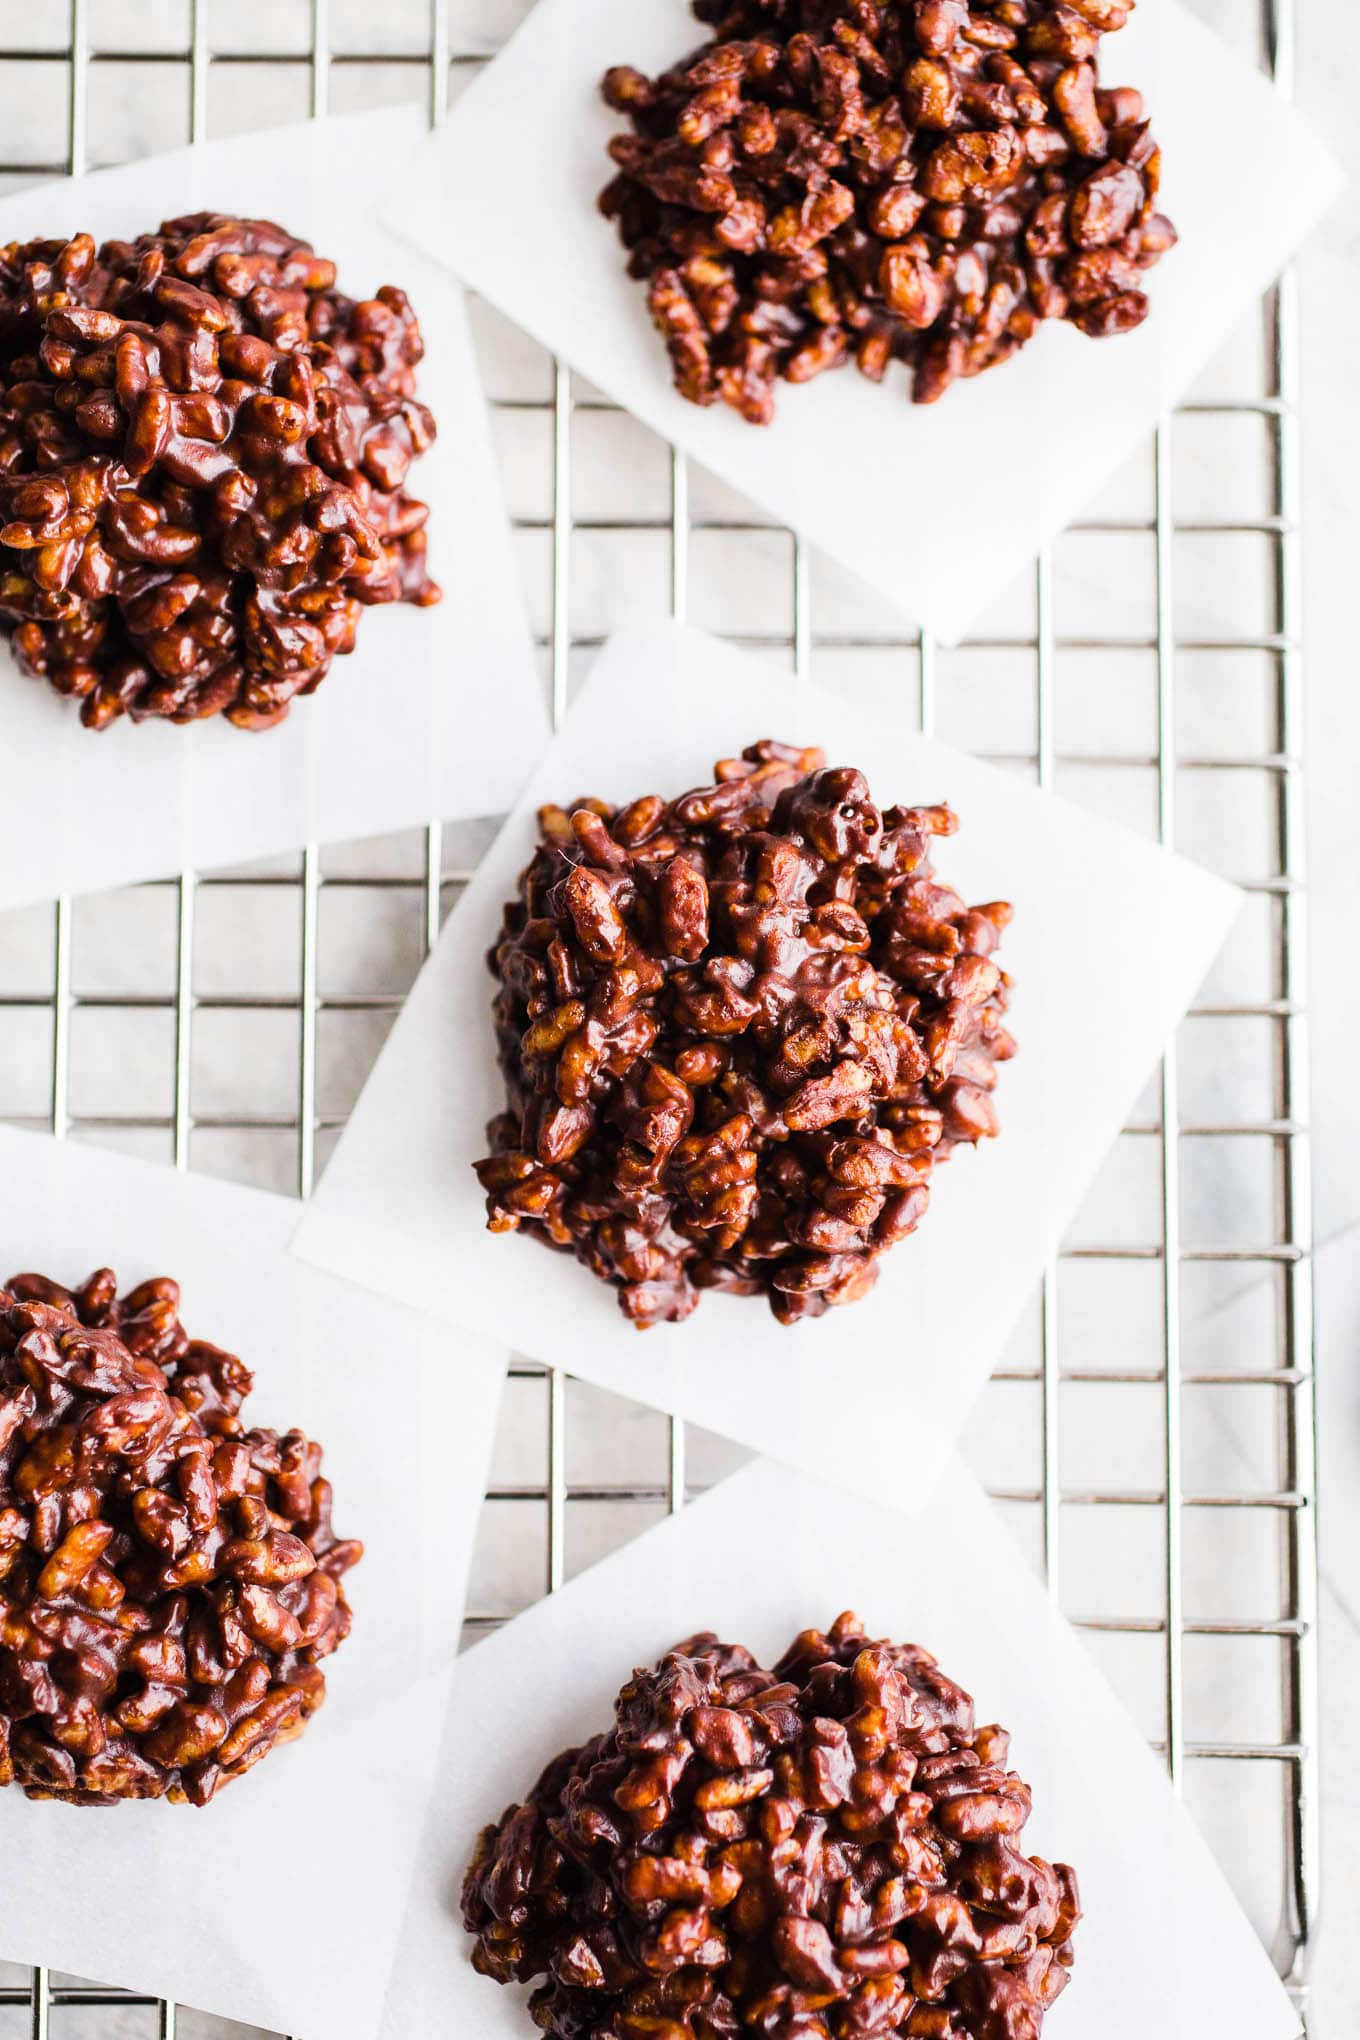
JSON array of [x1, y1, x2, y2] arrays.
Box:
[[601, 0, 1175, 421], [0, 1267, 360, 1805], [464, 1611, 1080, 2038], [0, 214, 439, 729], [476, 741, 1013, 1327]]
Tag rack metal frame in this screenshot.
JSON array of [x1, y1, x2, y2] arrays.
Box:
[[0, 1, 1316, 2034]]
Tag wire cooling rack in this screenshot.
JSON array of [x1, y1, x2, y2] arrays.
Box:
[[0, 1, 1317, 2035]]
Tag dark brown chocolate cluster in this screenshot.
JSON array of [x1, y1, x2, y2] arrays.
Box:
[[600, 0, 1175, 421], [0, 1267, 361, 1805], [475, 741, 1013, 1327], [463, 1611, 1080, 2038], [0, 214, 439, 729]]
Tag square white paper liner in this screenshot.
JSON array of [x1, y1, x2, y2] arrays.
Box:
[[377, 1453, 1302, 2040], [386, 0, 1341, 646], [292, 618, 1241, 1502], [0, 107, 546, 912], [0, 1125, 507, 2039]]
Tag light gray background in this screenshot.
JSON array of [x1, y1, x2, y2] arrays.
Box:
[[0, 1, 1354, 2035]]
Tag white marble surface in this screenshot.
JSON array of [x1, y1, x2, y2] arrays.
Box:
[[0, 1, 1355, 2036]]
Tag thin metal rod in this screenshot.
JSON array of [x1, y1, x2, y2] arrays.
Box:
[[172, 875, 195, 1170], [545, 344, 575, 1573], [0, 45, 518, 70], [444, 389, 1290, 418], [506, 510, 1293, 542], [67, 0, 87, 171], [547, 1366, 567, 1591], [551, 359, 573, 727], [1035, 546, 1061, 1600], [298, 847, 321, 1198], [917, 630, 935, 738], [422, 6, 449, 956], [188, 0, 208, 141], [310, 0, 329, 118], [47, 0, 86, 1164], [670, 448, 689, 624], [483, 1474, 1310, 1510], [667, 1418, 687, 1516], [424, 824, 444, 952], [792, 534, 812, 676], [49, 904, 71, 1141], [34, 12, 86, 2033], [1153, 416, 1184, 1792], [539, 626, 1301, 656], [292, 3, 332, 1206], [29, 1966, 49, 2040], [429, 0, 450, 123], [668, 445, 689, 1513]]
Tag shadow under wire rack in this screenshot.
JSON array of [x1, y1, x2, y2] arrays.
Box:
[[0, 0, 1317, 2035]]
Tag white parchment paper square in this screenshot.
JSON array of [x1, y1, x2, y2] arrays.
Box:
[[377, 1454, 1301, 2040], [0, 1125, 507, 2040], [387, 0, 1341, 646], [292, 618, 1240, 1499], [0, 107, 546, 912]]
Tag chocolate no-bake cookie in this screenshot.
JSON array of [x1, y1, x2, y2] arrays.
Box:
[[0, 215, 439, 728], [0, 1267, 361, 1805], [476, 741, 1013, 1327], [601, 0, 1175, 421], [464, 1611, 1080, 2038]]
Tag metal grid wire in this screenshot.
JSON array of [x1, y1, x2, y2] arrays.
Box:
[[0, 0, 1317, 2034]]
